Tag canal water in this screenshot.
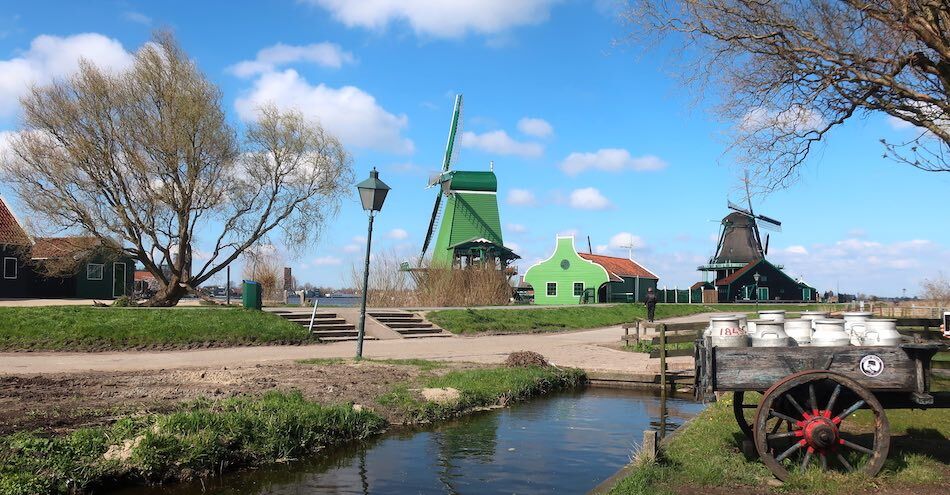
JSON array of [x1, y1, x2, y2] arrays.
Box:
[[116, 387, 704, 495]]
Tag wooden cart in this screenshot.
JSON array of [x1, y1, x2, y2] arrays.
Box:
[[694, 339, 949, 480]]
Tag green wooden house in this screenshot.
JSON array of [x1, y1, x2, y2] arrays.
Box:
[[523, 236, 659, 305]]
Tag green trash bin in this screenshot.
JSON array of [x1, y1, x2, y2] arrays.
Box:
[[242, 280, 262, 310]]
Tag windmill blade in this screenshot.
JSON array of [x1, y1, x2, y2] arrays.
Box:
[[440, 94, 464, 172], [420, 192, 443, 260], [755, 214, 782, 232], [727, 200, 753, 216]]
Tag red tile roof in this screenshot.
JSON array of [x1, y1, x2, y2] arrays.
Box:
[[715, 259, 760, 286], [578, 253, 658, 281], [31, 237, 101, 259], [134, 270, 156, 282], [0, 197, 31, 246]]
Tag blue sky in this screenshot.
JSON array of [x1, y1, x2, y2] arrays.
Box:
[[0, 0, 947, 296]]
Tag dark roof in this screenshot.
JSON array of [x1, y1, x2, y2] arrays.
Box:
[[448, 237, 520, 259], [31, 237, 101, 259], [691, 281, 713, 290], [578, 253, 658, 281], [712, 212, 764, 264], [0, 197, 31, 246], [715, 259, 760, 286]]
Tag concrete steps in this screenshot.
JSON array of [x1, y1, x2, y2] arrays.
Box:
[[367, 311, 450, 338], [270, 309, 373, 342]]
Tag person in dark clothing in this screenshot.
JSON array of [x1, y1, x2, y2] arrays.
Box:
[[645, 287, 657, 322]]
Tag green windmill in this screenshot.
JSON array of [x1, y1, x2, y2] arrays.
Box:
[[419, 94, 519, 270]]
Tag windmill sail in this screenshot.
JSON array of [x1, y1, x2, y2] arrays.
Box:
[[421, 95, 464, 262]]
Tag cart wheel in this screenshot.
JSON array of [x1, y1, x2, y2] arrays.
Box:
[[753, 371, 890, 481], [733, 391, 761, 440]]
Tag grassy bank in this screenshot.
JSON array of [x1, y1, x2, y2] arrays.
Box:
[[607, 375, 950, 495], [427, 304, 838, 335], [378, 365, 586, 422], [0, 360, 583, 494], [0, 306, 312, 351]]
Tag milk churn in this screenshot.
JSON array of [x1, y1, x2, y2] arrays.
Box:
[[861, 319, 903, 346], [757, 310, 786, 322], [750, 319, 791, 347], [784, 319, 813, 346], [811, 319, 851, 347], [800, 311, 830, 330], [706, 315, 748, 347], [843, 312, 872, 345]]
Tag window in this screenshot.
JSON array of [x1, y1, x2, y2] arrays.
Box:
[[758, 287, 769, 300], [573, 282, 584, 297], [546, 282, 557, 297], [87, 263, 104, 281], [2, 257, 16, 280]]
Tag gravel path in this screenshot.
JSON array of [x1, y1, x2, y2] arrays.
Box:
[[0, 313, 719, 376]]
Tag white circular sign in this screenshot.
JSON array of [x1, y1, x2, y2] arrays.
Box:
[[859, 355, 884, 377]]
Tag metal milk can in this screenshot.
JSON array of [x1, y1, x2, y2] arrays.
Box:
[[811, 319, 851, 347]]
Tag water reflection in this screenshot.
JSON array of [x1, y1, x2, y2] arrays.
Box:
[[113, 388, 703, 495]]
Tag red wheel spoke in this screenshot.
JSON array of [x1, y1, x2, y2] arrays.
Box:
[[840, 438, 874, 455], [767, 430, 800, 441], [775, 441, 803, 462], [785, 394, 807, 417], [834, 400, 866, 423], [836, 453, 854, 472], [808, 384, 818, 413], [801, 450, 812, 470], [770, 409, 799, 424], [826, 384, 841, 413]]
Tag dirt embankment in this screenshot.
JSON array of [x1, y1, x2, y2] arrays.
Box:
[[0, 361, 461, 435]]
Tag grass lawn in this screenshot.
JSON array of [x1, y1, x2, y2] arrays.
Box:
[[0, 306, 314, 351], [427, 304, 838, 335], [607, 375, 950, 495]]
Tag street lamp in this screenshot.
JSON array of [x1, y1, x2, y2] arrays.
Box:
[[355, 167, 390, 359], [752, 272, 761, 310]]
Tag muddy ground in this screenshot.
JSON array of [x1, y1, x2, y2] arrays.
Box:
[[0, 360, 467, 435]]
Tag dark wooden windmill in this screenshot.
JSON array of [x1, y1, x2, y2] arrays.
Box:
[[699, 172, 782, 281]]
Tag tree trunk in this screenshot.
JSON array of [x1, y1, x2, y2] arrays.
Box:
[[146, 282, 191, 307]]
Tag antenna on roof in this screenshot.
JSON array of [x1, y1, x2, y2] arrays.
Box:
[[587, 236, 592, 254], [489, 160, 494, 172]]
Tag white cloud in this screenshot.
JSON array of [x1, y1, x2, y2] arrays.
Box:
[[386, 228, 409, 240], [506, 241, 521, 253], [517, 117, 553, 138], [460, 130, 543, 158], [560, 148, 667, 176], [123, 12, 152, 25], [235, 69, 413, 153], [305, 0, 560, 38], [342, 244, 362, 253], [0, 33, 134, 116], [229, 42, 355, 77], [739, 105, 825, 134], [595, 244, 609, 254], [557, 229, 578, 237], [312, 256, 342, 266], [609, 232, 645, 250], [569, 187, 612, 210], [506, 188, 537, 206], [784, 245, 808, 255], [887, 116, 915, 130], [506, 223, 526, 234]]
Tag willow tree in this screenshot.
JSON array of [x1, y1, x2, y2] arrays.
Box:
[[2, 33, 352, 306], [624, 0, 950, 187]]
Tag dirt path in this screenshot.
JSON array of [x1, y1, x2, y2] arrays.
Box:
[[0, 313, 718, 376]]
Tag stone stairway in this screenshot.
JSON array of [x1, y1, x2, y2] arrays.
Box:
[[271, 310, 375, 342], [367, 310, 451, 338]]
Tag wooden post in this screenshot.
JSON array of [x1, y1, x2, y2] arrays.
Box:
[[641, 430, 658, 462], [659, 323, 667, 392]]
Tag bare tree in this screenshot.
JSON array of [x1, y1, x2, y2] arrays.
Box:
[[2, 33, 352, 305], [920, 271, 950, 306], [623, 0, 950, 187], [243, 247, 285, 302]]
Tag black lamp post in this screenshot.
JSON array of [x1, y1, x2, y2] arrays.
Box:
[[355, 167, 390, 359], [752, 272, 761, 310]]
